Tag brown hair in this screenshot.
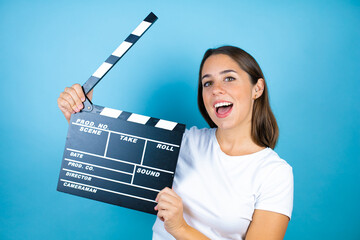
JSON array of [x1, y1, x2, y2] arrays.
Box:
[[197, 46, 279, 149]]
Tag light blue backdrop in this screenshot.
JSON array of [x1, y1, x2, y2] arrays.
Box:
[[1, 0, 359, 239]]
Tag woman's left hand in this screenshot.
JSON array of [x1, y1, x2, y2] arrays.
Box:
[[155, 187, 188, 237]]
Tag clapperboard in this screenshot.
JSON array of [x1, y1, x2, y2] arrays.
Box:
[[57, 12, 186, 215]]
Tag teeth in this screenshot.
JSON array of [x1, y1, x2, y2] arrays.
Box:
[[214, 102, 232, 108]]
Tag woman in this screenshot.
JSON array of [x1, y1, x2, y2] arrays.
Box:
[[58, 46, 293, 240]]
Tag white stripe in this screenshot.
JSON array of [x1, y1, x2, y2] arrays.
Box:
[[127, 113, 150, 124], [130, 165, 136, 185], [140, 140, 147, 166], [155, 119, 177, 131], [100, 107, 122, 118], [93, 62, 112, 78], [132, 21, 152, 36], [104, 132, 111, 156], [60, 179, 156, 203], [112, 41, 132, 57]]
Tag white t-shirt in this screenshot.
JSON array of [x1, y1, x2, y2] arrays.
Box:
[[152, 127, 293, 240]]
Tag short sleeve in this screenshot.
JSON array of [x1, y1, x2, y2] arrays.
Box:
[[255, 164, 294, 219]]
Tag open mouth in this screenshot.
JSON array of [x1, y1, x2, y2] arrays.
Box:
[[214, 102, 233, 117]]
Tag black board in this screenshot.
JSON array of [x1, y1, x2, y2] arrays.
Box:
[[57, 105, 185, 214]]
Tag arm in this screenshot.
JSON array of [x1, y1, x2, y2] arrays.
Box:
[[57, 83, 93, 123], [245, 209, 289, 240], [246, 163, 293, 240], [155, 187, 210, 240]]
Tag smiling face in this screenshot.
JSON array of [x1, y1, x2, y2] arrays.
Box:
[[201, 54, 256, 131]]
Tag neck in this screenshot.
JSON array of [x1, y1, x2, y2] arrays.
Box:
[[216, 123, 265, 156]]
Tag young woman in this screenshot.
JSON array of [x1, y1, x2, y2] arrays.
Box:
[[58, 46, 293, 240]]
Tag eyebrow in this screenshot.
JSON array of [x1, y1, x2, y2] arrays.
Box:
[[201, 69, 237, 80]]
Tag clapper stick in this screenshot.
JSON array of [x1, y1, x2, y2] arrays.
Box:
[[57, 12, 186, 215], [82, 12, 158, 112]]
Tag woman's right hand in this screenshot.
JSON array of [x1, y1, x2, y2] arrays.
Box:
[[57, 83, 93, 123]]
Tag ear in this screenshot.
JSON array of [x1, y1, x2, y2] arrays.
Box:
[[253, 78, 265, 99]]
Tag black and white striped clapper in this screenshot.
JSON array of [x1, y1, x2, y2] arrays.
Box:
[[57, 12, 186, 215]]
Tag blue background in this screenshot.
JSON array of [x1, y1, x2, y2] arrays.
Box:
[[1, 0, 359, 239]]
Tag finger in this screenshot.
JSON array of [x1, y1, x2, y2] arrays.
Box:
[[58, 94, 75, 114], [161, 187, 178, 196], [63, 111, 71, 123], [156, 205, 164, 217], [58, 98, 74, 122], [158, 187, 180, 201], [165, 188, 180, 199], [157, 201, 174, 212], [156, 187, 172, 201], [156, 202, 179, 222], [65, 86, 83, 111], [59, 92, 78, 113], [58, 103, 73, 117], [72, 83, 86, 102], [155, 189, 167, 202], [157, 193, 179, 208], [58, 102, 74, 116], [155, 188, 166, 202], [157, 211, 165, 222], [64, 87, 83, 112], [158, 192, 177, 203]]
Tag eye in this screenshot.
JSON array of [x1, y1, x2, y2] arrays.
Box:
[[203, 81, 212, 87], [224, 76, 235, 82]]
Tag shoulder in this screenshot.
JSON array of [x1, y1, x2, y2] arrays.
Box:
[[254, 148, 294, 195], [257, 148, 293, 176], [184, 126, 214, 137], [175, 127, 215, 181], [254, 149, 294, 219], [182, 126, 215, 145], [178, 126, 215, 163]]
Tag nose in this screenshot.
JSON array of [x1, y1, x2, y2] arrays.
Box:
[[212, 81, 225, 95]]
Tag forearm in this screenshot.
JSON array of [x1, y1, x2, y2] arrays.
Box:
[[172, 223, 210, 240], [245, 210, 289, 240]]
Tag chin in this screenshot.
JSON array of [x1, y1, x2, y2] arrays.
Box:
[[212, 119, 237, 130], [217, 123, 236, 130]]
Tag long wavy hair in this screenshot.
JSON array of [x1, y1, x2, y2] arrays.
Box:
[[197, 46, 279, 149]]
